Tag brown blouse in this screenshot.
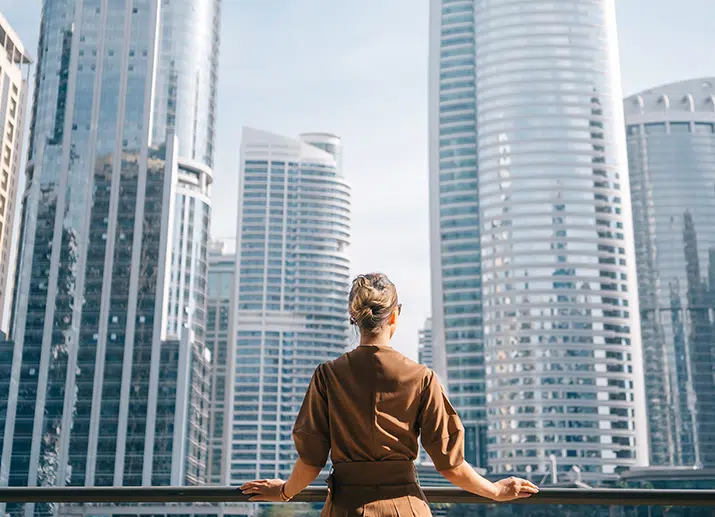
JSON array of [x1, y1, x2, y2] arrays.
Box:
[[293, 344, 465, 472]]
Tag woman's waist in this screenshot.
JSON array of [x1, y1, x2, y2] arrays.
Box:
[[331, 460, 417, 486]]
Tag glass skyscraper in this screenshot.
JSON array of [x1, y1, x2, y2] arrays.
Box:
[[429, 0, 648, 483], [625, 78, 715, 469], [428, 0, 486, 470], [228, 128, 351, 484], [0, 0, 220, 511]]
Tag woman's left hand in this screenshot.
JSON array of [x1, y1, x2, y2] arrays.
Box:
[[240, 479, 286, 502]]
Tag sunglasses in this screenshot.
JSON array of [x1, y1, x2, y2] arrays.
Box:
[[397, 303, 402, 316]]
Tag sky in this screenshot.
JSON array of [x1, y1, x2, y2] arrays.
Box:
[[2, 0, 715, 360]]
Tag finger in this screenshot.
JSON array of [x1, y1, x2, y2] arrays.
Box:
[[524, 481, 539, 490], [520, 486, 540, 494], [249, 496, 265, 502], [517, 493, 533, 499]]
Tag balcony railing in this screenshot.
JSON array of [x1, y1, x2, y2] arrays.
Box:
[[0, 486, 714, 506]]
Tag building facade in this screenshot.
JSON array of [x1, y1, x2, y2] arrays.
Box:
[[0, 1, 220, 512], [205, 242, 235, 485], [0, 15, 32, 333], [625, 78, 715, 469], [228, 128, 351, 483], [428, 0, 486, 470], [429, 0, 648, 483], [417, 317, 435, 465], [418, 317, 434, 370]]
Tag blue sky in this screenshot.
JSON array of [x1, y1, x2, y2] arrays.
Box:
[[3, 0, 714, 360]]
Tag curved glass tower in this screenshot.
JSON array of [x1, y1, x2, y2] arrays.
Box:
[[625, 78, 715, 469], [0, 0, 220, 506], [430, 0, 648, 483], [228, 128, 351, 483]]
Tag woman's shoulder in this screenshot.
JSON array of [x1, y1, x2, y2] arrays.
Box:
[[317, 347, 436, 383]]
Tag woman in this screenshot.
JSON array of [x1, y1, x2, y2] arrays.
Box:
[[241, 273, 539, 515]]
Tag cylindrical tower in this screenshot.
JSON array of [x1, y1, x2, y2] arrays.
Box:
[[228, 128, 351, 484], [625, 78, 715, 469], [475, 0, 647, 483], [152, 0, 221, 167]]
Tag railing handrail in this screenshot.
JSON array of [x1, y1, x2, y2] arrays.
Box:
[[0, 486, 714, 506]]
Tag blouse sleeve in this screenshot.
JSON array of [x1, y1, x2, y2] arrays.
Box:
[[418, 369, 465, 471], [292, 364, 330, 468]]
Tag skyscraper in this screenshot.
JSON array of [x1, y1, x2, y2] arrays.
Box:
[[418, 317, 434, 370], [625, 78, 715, 469], [429, 0, 648, 483], [0, 15, 32, 333], [417, 317, 434, 465], [228, 128, 350, 483], [428, 0, 486, 469], [0, 0, 220, 508], [205, 241, 235, 485]]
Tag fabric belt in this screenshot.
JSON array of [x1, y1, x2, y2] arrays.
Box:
[[331, 460, 417, 486]]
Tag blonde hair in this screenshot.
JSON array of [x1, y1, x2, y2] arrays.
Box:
[[348, 273, 399, 335]]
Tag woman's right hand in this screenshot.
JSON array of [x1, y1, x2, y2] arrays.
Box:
[[490, 477, 540, 501]]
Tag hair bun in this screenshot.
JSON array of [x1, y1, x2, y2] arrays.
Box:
[[348, 273, 398, 335]]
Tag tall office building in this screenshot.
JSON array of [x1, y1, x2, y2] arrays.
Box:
[[418, 317, 434, 370], [0, 15, 32, 332], [205, 241, 234, 485], [0, 0, 220, 509], [229, 128, 350, 483], [429, 0, 648, 483], [428, 0, 486, 468], [625, 78, 715, 469]]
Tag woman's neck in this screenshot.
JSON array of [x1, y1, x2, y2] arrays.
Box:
[[359, 329, 392, 347]]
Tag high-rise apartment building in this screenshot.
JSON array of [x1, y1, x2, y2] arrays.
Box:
[[0, 0, 220, 511], [417, 317, 434, 465], [418, 317, 434, 370], [206, 241, 235, 485], [228, 128, 350, 483], [0, 15, 32, 333], [625, 78, 715, 469], [429, 0, 648, 483]]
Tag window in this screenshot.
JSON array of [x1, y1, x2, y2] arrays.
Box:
[[645, 123, 666, 134]]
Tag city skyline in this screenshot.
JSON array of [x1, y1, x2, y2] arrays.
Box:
[[0, 2, 710, 514], [3, 0, 715, 361]]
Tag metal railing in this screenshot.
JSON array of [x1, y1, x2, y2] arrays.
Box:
[[0, 486, 714, 506]]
